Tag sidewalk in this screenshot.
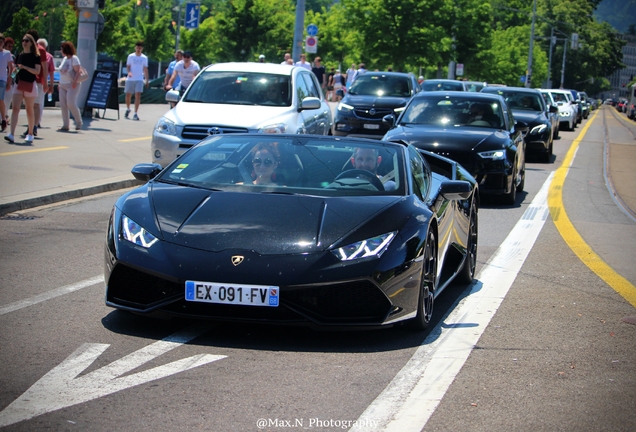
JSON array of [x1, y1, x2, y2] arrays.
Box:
[[0, 104, 635, 217], [0, 104, 171, 215]]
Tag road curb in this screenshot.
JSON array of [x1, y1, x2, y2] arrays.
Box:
[[0, 179, 143, 216]]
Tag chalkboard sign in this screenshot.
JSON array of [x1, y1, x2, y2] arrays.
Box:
[[84, 70, 119, 118]]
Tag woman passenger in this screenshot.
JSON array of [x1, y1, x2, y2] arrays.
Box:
[[250, 143, 280, 185]]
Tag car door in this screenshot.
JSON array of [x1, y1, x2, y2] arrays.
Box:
[[300, 72, 331, 135]]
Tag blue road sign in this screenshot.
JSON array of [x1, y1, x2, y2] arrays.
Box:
[[185, 3, 200, 29], [307, 24, 318, 36]]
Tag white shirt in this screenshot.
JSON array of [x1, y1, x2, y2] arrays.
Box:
[[173, 59, 200, 89], [59, 55, 80, 85], [0, 50, 12, 82], [295, 61, 311, 71], [127, 52, 148, 81]]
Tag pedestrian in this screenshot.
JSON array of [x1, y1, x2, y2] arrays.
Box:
[[2, 37, 14, 127], [332, 69, 344, 102], [326, 67, 335, 101], [345, 63, 357, 91], [281, 53, 291, 65], [5, 33, 41, 144], [311, 56, 326, 95], [124, 41, 149, 121], [37, 38, 55, 126], [357, 63, 367, 77], [0, 33, 14, 132], [20, 29, 48, 138], [166, 51, 200, 98], [258, 54, 265, 63], [163, 49, 182, 108], [57, 41, 83, 131], [295, 54, 311, 71]]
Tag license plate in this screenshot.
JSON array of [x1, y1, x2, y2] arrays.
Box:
[[363, 123, 380, 130], [185, 281, 279, 307]]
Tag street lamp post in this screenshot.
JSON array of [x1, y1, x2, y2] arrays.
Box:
[[525, 0, 537, 88]]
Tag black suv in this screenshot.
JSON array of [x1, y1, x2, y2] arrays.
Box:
[[333, 72, 420, 139]]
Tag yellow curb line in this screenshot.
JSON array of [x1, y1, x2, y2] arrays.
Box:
[[0, 146, 69, 157], [119, 136, 152, 142], [548, 109, 636, 308]]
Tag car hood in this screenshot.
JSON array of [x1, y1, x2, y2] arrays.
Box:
[[166, 101, 294, 129], [120, 183, 401, 255], [343, 94, 410, 108], [511, 110, 547, 125], [384, 124, 508, 151]]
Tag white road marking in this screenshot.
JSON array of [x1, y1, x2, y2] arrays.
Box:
[[351, 173, 554, 432], [0, 326, 225, 428], [0, 275, 104, 316]]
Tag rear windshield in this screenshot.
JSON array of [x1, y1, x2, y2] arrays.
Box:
[[348, 74, 412, 97], [421, 81, 465, 91], [183, 71, 292, 106]]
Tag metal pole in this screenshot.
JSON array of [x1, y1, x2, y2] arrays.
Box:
[[176, 4, 181, 51], [292, 0, 305, 62], [525, 0, 536, 87], [560, 40, 567, 89], [546, 28, 554, 88]]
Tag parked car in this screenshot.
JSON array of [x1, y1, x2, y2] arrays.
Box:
[[382, 91, 526, 204], [151, 62, 333, 167], [106, 134, 479, 330], [539, 90, 560, 140], [578, 91, 590, 119], [544, 89, 577, 131], [482, 86, 556, 162], [420, 79, 467, 92], [464, 81, 488, 92], [566, 89, 583, 124], [332, 71, 420, 139]]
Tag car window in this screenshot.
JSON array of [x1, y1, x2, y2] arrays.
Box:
[[183, 71, 292, 106], [408, 145, 428, 201], [300, 73, 320, 99], [349, 74, 412, 97], [157, 136, 406, 197], [421, 80, 465, 91], [400, 96, 504, 129], [296, 73, 314, 101]]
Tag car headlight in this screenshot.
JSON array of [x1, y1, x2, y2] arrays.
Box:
[[259, 123, 286, 134], [121, 215, 159, 248], [155, 117, 177, 136], [559, 111, 572, 117], [529, 124, 547, 135], [478, 150, 506, 160], [331, 232, 396, 261], [337, 102, 354, 113]]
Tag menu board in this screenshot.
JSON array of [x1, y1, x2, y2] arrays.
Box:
[[84, 70, 118, 110]]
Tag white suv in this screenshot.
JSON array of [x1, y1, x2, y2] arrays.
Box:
[[151, 62, 333, 167], [544, 89, 576, 131]]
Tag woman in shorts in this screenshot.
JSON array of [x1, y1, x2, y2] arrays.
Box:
[[5, 34, 40, 144]]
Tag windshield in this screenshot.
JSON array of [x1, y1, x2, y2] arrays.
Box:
[[421, 80, 464, 91], [183, 71, 292, 106], [157, 136, 405, 197], [400, 96, 504, 129], [348, 74, 411, 97]]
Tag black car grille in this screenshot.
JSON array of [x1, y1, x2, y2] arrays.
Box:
[[107, 264, 183, 310], [284, 280, 392, 323], [107, 265, 392, 324], [181, 125, 249, 142], [354, 108, 395, 120]]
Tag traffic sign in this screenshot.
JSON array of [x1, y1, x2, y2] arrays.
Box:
[[456, 63, 464, 76], [307, 24, 318, 36], [185, 3, 200, 29], [305, 36, 317, 53]]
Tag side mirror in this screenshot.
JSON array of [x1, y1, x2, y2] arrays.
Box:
[[165, 90, 180, 103], [439, 180, 473, 200], [299, 97, 321, 111], [131, 163, 163, 182], [514, 121, 529, 133], [549, 104, 558, 113], [382, 114, 395, 125]]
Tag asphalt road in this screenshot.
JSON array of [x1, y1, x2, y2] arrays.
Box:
[[0, 104, 635, 431]]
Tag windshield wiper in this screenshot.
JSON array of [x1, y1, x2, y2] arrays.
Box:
[[157, 179, 221, 191]]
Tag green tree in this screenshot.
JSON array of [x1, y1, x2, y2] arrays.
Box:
[[134, 0, 173, 61], [7, 7, 40, 45]]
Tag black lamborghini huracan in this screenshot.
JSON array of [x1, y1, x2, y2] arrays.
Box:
[[105, 134, 478, 330]]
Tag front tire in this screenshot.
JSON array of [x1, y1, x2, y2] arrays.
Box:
[[457, 200, 478, 284], [408, 231, 437, 330]]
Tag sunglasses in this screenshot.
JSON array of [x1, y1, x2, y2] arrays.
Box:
[[22, 39, 31, 43], [252, 158, 275, 167]]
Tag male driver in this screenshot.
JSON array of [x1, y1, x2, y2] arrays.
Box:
[[124, 41, 149, 121], [350, 147, 395, 190]]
